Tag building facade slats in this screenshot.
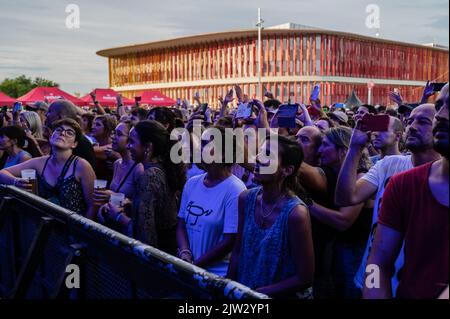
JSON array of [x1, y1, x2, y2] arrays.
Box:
[[103, 30, 448, 108]]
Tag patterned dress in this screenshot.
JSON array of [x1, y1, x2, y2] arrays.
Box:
[[131, 163, 179, 255], [237, 187, 312, 298]]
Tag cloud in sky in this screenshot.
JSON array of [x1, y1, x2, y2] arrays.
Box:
[[0, 0, 448, 95]]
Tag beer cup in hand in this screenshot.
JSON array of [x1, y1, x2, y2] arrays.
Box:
[[20, 169, 37, 194]]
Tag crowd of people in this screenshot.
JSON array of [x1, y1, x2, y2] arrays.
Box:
[[0, 82, 448, 299]]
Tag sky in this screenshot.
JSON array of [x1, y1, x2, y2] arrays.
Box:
[[0, 0, 448, 96]]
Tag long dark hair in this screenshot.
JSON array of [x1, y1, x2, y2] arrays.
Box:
[[275, 135, 306, 197], [134, 120, 186, 193], [0, 125, 41, 158], [148, 107, 176, 133]]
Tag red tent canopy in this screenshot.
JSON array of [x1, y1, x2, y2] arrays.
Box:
[[80, 88, 134, 107], [0, 91, 16, 106], [139, 90, 176, 107], [18, 87, 86, 106]]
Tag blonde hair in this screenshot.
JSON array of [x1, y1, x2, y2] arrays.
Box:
[[20, 111, 43, 139]]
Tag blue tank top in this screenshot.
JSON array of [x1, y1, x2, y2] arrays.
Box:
[[237, 187, 306, 290], [4, 150, 31, 168]]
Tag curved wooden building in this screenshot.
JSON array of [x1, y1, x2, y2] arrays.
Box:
[[97, 23, 449, 107]]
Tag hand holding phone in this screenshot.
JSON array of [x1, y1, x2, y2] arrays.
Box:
[[235, 103, 252, 119], [90, 92, 97, 102], [424, 80, 434, 95], [431, 82, 446, 92], [389, 91, 403, 105], [277, 104, 299, 128], [358, 113, 390, 132], [310, 84, 321, 102]]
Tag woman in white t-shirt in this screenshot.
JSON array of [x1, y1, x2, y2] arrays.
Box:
[[176, 126, 246, 277]]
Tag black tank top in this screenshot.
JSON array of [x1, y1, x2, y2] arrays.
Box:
[[38, 155, 87, 215]]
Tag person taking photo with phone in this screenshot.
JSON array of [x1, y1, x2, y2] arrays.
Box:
[[335, 103, 441, 296]]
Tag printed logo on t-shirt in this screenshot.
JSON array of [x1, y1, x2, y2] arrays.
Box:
[[185, 201, 213, 226]]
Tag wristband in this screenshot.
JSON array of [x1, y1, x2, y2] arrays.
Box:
[[177, 248, 192, 258]]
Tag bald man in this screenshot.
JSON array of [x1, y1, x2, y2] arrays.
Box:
[[335, 103, 441, 296]]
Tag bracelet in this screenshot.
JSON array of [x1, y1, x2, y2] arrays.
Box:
[[115, 212, 124, 223], [13, 178, 19, 187], [177, 248, 192, 258]]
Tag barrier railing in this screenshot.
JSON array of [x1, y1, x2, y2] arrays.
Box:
[[0, 185, 267, 299]]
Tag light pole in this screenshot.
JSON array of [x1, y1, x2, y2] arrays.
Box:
[[256, 8, 264, 99]]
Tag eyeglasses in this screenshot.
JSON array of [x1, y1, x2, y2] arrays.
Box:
[[54, 127, 76, 138]]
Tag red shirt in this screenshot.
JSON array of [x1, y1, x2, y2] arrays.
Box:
[[379, 162, 448, 299]]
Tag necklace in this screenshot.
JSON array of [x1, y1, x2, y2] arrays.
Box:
[[259, 191, 286, 224]]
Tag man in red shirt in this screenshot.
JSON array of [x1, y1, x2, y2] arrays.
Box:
[[363, 83, 449, 299]]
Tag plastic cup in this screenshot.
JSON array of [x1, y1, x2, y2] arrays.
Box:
[[94, 179, 107, 190], [21, 169, 36, 180], [21, 169, 37, 194], [110, 192, 125, 207]]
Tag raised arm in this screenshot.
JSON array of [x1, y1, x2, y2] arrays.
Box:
[[335, 127, 377, 206], [219, 88, 234, 118], [116, 94, 127, 117], [91, 92, 106, 115], [420, 81, 434, 104], [298, 103, 313, 127]]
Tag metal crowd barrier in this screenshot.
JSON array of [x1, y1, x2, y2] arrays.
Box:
[[0, 185, 267, 299]]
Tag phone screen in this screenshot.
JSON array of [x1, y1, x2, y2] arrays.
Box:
[[277, 104, 299, 128], [235, 103, 252, 119], [360, 114, 390, 132], [432, 82, 446, 92], [311, 84, 320, 101]]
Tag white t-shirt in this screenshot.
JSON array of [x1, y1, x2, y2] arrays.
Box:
[[354, 154, 413, 295], [178, 173, 246, 277], [186, 163, 205, 180]]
